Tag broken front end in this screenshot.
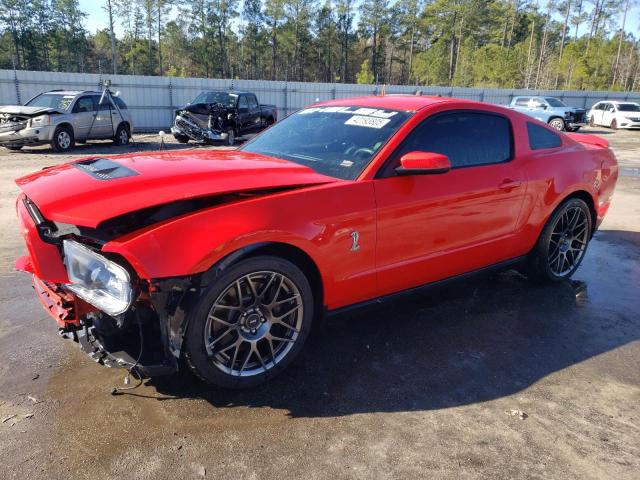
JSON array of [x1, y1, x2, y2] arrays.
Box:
[[171, 103, 233, 143], [15, 194, 205, 378]]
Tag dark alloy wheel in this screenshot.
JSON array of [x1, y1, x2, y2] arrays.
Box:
[[610, 119, 618, 130], [527, 198, 592, 283], [51, 125, 74, 152], [184, 256, 314, 388], [548, 118, 566, 131]]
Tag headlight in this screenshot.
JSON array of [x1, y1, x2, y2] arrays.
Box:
[[63, 240, 133, 316], [30, 115, 51, 127]]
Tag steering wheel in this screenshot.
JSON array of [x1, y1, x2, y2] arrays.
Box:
[[352, 147, 374, 159]]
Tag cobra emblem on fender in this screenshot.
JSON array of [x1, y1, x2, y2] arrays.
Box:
[[350, 231, 360, 252]]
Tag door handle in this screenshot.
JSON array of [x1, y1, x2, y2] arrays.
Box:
[[498, 179, 522, 191]]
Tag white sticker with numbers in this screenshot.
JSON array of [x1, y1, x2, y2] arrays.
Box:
[[344, 115, 391, 129]]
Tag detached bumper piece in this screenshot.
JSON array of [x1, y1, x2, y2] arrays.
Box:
[[32, 275, 94, 331]]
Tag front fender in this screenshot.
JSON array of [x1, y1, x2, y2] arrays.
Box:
[[102, 181, 378, 310]]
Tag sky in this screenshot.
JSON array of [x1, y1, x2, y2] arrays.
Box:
[[80, 0, 640, 44]]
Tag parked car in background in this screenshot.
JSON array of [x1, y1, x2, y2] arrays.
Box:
[[14, 96, 618, 388], [172, 90, 277, 146], [587, 101, 640, 130], [508, 96, 587, 131], [0, 90, 132, 152]]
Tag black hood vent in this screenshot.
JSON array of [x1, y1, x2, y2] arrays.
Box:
[[74, 158, 139, 180]]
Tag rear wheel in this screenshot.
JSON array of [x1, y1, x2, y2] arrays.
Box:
[[548, 118, 565, 131], [589, 116, 595, 127], [526, 198, 592, 283], [113, 123, 130, 145], [5, 145, 22, 151], [184, 256, 314, 388], [51, 125, 74, 152]]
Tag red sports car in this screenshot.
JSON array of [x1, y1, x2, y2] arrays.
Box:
[[15, 96, 618, 388]]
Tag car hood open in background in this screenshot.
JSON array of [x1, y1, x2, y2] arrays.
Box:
[[15, 149, 337, 227]]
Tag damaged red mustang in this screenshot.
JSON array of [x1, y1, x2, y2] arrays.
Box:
[[15, 96, 618, 388]]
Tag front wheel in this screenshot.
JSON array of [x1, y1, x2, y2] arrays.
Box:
[[184, 256, 314, 388], [224, 128, 236, 146], [610, 119, 618, 130], [526, 198, 592, 283], [548, 118, 566, 131], [51, 125, 74, 152]]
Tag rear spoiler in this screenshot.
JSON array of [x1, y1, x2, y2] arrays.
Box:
[[565, 133, 609, 148]]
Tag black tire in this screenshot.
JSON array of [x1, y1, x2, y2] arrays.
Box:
[[184, 256, 314, 389], [566, 126, 580, 132], [548, 117, 566, 131], [589, 116, 595, 127], [526, 198, 592, 283], [610, 119, 617, 130], [224, 128, 236, 146], [51, 125, 74, 152], [5, 145, 22, 151], [113, 123, 130, 145], [174, 133, 189, 144]]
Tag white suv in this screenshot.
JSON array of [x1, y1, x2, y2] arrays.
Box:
[[0, 90, 133, 151], [588, 101, 640, 130]]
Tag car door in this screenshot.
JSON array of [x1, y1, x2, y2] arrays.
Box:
[[373, 110, 527, 297], [601, 103, 614, 126], [528, 97, 547, 122], [71, 96, 97, 140], [236, 95, 251, 132], [247, 94, 262, 129], [91, 94, 116, 138]]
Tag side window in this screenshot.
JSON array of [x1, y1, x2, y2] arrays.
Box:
[[113, 97, 128, 110], [385, 111, 513, 174], [93, 95, 111, 111], [72, 96, 95, 113], [515, 97, 530, 106], [238, 96, 249, 111], [248, 95, 259, 109], [527, 122, 562, 150]]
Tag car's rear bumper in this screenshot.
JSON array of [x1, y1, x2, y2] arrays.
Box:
[[0, 125, 54, 146]]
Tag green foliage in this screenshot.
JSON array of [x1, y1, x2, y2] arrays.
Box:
[[0, 0, 638, 91]]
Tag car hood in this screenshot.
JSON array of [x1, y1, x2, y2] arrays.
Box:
[[15, 149, 338, 227], [0, 105, 63, 116]]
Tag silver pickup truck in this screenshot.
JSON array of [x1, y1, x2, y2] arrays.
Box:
[[508, 96, 587, 132]]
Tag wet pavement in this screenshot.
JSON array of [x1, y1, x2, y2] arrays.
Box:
[[0, 135, 638, 479]]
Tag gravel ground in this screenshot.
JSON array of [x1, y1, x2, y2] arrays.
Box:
[[0, 129, 638, 480]]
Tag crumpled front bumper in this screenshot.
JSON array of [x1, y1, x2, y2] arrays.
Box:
[[0, 125, 54, 146]]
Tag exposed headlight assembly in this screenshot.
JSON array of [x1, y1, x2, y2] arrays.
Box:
[[63, 240, 133, 316], [29, 115, 51, 127]]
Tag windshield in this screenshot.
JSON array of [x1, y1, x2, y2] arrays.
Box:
[[545, 98, 568, 107], [241, 106, 412, 180], [25, 93, 75, 110], [192, 92, 238, 108], [617, 103, 640, 112]]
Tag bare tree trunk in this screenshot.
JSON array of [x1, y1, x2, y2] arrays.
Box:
[[611, 0, 630, 88], [525, 17, 536, 89], [535, 3, 551, 89], [554, 0, 571, 88], [106, 0, 118, 74], [448, 11, 457, 84]]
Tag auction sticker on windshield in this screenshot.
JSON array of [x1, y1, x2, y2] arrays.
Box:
[[345, 115, 391, 129], [299, 106, 399, 118]]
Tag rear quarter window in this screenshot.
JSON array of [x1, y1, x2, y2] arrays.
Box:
[[527, 122, 562, 150], [114, 97, 128, 110]]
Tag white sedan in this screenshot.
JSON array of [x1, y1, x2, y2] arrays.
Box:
[[588, 101, 640, 130]]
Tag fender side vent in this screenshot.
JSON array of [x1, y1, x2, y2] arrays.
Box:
[[74, 158, 139, 180]]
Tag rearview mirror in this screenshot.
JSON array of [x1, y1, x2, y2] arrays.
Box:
[[395, 151, 451, 175]]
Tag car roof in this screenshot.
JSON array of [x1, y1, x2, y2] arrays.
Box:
[[313, 95, 457, 111], [201, 90, 251, 95], [44, 90, 102, 96], [602, 100, 639, 105]]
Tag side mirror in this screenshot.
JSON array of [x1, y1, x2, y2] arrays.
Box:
[[395, 151, 451, 176]]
